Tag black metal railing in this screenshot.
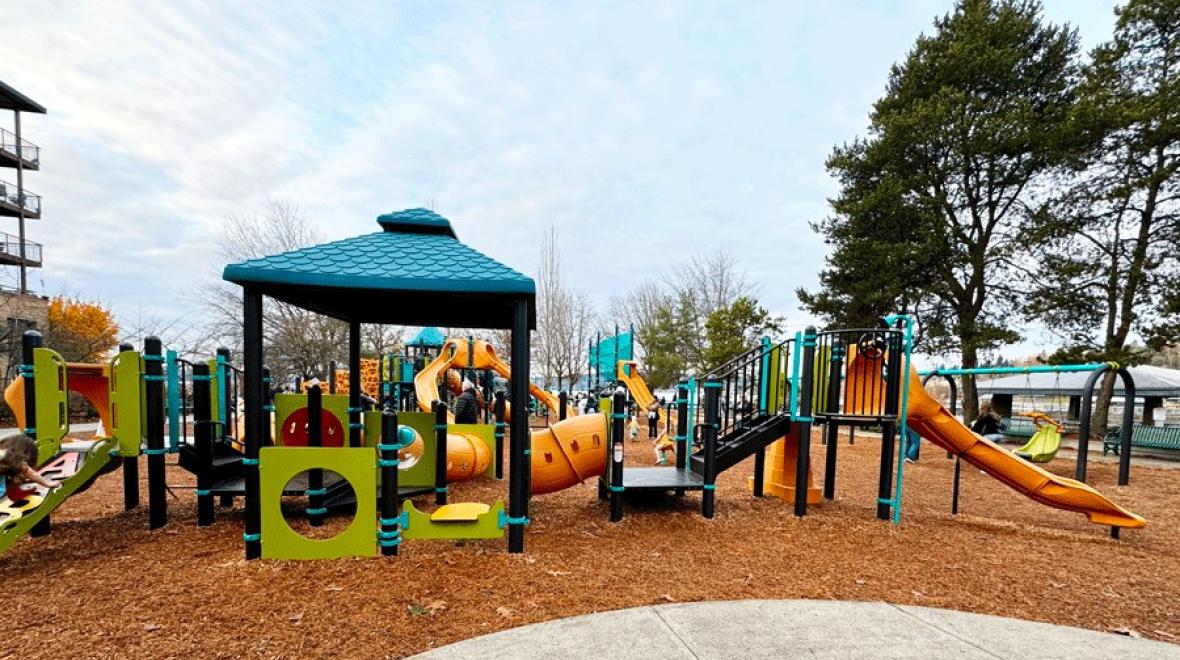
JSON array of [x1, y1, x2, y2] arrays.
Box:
[[0, 230, 42, 264], [0, 129, 39, 167], [812, 327, 906, 421], [0, 179, 40, 215], [691, 338, 793, 442]]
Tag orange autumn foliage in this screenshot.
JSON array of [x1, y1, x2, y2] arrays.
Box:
[[45, 296, 120, 363]]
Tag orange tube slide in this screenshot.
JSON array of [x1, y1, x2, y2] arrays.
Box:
[[415, 339, 565, 421], [415, 338, 604, 493], [846, 351, 1145, 529], [616, 360, 673, 430]]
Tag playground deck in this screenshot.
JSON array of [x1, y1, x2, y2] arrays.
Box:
[[1, 428, 1178, 658]]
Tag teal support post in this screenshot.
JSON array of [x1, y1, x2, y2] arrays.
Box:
[[166, 349, 180, 453]]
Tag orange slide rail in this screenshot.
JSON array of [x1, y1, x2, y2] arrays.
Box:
[[414, 338, 604, 494], [846, 350, 1145, 529]]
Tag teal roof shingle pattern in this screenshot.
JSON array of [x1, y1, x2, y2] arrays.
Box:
[[407, 326, 447, 348], [222, 209, 534, 296]]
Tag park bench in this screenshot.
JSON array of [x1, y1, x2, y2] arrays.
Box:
[[1102, 424, 1180, 455], [1000, 417, 1036, 440]]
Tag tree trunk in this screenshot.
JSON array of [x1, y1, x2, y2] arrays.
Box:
[[1091, 370, 1118, 434], [960, 346, 980, 424]]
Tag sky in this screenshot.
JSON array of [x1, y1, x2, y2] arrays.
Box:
[[2, 0, 1121, 359]]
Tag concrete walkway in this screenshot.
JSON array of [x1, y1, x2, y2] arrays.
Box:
[[411, 600, 1179, 659]]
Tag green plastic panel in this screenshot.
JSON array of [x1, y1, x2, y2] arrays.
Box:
[[273, 393, 350, 447], [764, 346, 789, 413], [812, 344, 832, 413], [32, 347, 68, 465], [108, 350, 144, 457], [259, 446, 377, 559], [402, 499, 505, 540], [396, 412, 439, 488]]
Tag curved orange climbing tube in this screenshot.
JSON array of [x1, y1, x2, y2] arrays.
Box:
[[415, 338, 603, 493], [415, 339, 567, 421]]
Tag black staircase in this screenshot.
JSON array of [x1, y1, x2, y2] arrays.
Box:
[[689, 338, 794, 477]]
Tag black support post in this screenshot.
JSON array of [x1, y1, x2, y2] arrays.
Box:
[[493, 391, 506, 480], [348, 321, 362, 447], [701, 377, 721, 519], [434, 401, 449, 505], [876, 330, 903, 521], [144, 337, 167, 530], [675, 381, 689, 470], [558, 391, 568, 421], [242, 288, 264, 560], [307, 385, 325, 527], [609, 390, 626, 522], [823, 337, 844, 500], [193, 362, 214, 526], [795, 327, 817, 516], [507, 299, 531, 552], [1116, 368, 1136, 487], [1076, 366, 1111, 484], [22, 331, 50, 537], [379, 406, 400, 556], [951, 457, 962, 515]]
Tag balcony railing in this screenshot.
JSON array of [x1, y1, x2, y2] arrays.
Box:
[[0, 179, 40, 216], [0, 128, 39, 168], [0, 230, 42, 265]]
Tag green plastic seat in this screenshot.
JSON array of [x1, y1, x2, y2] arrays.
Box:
[[1014, 424, 1061, 463]]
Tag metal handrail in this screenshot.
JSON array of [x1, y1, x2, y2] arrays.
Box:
[[0, 230, 42, 263], [0, 128, 39, 166], [0, 179, 40, 214]]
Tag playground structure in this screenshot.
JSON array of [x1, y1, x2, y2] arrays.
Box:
[[0, 209, 1149, 561]]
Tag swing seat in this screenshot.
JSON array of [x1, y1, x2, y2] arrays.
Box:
[[1014, 425, 1061, 463]]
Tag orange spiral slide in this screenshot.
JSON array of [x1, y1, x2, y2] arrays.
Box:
[[846, 349, 1145, 529], [415, 339, 605, 494]]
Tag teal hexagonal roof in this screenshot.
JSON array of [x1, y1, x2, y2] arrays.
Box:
[[222, 209, 535, 328]]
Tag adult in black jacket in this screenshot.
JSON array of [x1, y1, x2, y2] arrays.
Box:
[[453, 380, 480, 424]]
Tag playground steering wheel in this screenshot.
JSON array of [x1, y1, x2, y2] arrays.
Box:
[[856, 332, 887, 359]]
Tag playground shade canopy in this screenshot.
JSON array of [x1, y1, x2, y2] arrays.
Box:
[[407, 326, 447, 348], [975, 365, 1180, 398], [222, 208, 535, 329]]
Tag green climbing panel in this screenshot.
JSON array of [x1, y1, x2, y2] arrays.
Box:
[[393, 412, 440, 488], [401, 499, 506, 540], [108, 350, 144, 457], [259, 446, 377, 559], [32, 347, 68, 466]]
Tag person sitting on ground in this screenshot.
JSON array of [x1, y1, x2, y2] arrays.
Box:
[[453, 380, 480, 424], [652, 429, 675, 465], [0, 434, 60, 494], [970, 402, 1005, 443]]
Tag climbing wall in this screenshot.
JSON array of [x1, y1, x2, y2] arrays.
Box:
[[301, 358, 381, 397]]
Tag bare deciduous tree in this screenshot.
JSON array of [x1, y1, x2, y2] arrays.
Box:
[[193, 200, 400, 382], [535, 225, 596, 390]]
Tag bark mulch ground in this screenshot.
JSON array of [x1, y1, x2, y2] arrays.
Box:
[[1, 428, 1177, 659]]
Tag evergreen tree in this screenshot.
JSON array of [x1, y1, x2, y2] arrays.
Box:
[[799, 0, 1080, 420], [1025, 0, 1180, 431]]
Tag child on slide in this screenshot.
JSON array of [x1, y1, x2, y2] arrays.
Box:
[[0, 434, 61, 498], [652, 430, 675, 465]]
